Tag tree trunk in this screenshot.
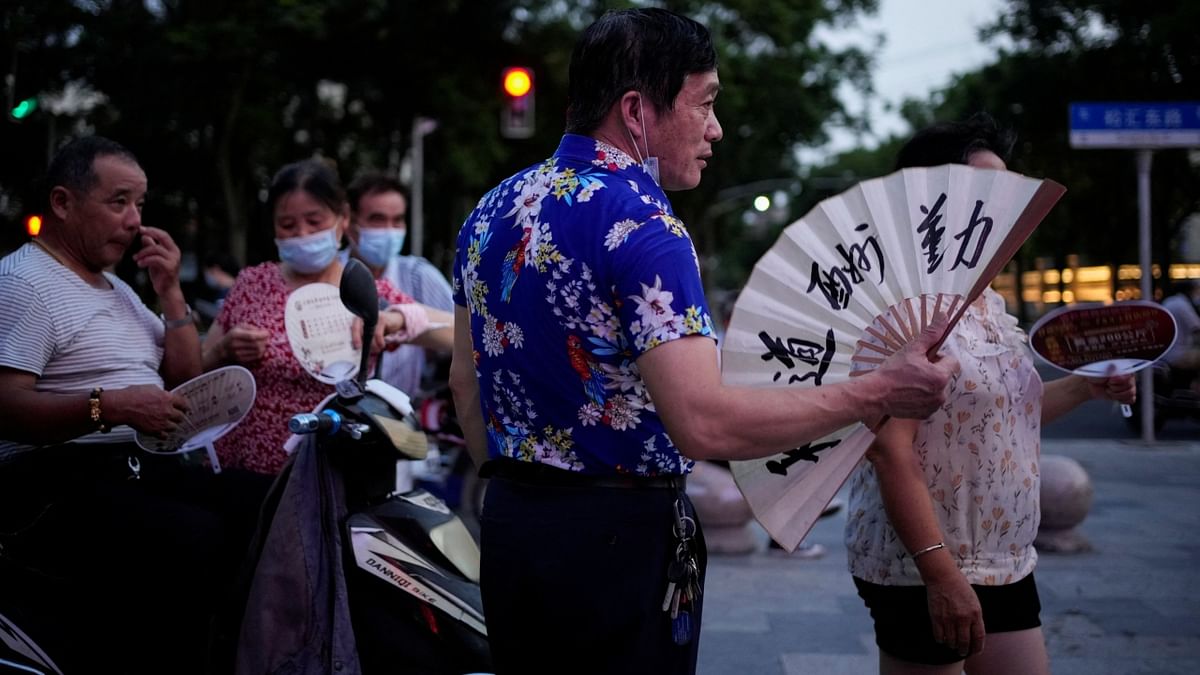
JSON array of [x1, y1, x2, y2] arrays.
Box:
[[216, 67, 251, 266]]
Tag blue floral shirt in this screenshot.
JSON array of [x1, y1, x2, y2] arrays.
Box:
[[452, 134, 716, 476]]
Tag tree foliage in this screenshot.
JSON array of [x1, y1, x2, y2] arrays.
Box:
[[1, 0, 880, 294], [792, 0, 1199, 290]]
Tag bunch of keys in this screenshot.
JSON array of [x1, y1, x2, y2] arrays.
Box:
[[662, 497, 700, 646]]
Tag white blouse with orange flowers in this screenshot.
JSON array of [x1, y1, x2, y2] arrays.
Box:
[[844, 287, 1045, 586]]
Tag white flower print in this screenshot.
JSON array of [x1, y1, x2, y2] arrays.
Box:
[[504, 322, 524, 349], [592, 140, 636, 170], [600, 361, 644, 395], [577, 183, 600, 203], [507, 167, 553, 225], [577, 402, 603, 426], [605, 395, 642, 431], [632, 276, 676, 329], [587, 303, 619, 342], [605, 218, 643, 251], [482, 317, 505, 356], [629, 276, 686, 349], [637, 434, 692, 476]]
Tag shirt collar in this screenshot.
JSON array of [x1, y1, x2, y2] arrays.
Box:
[[553, 134, 658, 188]]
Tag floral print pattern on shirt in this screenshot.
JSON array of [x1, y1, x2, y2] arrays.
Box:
[[453, 134, 714, 476], [845, 287, 1044, 585]]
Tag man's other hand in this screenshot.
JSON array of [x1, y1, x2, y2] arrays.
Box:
[[105, 384, 191, 437]]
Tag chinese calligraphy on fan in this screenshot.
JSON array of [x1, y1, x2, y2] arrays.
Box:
[[765, 439, 841, 476], [916, 193, 995, 274], [807, 223, 885, 310], [757, 328, 836, 385]]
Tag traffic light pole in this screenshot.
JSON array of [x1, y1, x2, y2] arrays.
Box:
[[1136, 149, 1155, 443]]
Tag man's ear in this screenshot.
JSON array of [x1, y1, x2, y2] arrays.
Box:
[[49, 186, 73, 221], [618, 90, 645, 144]]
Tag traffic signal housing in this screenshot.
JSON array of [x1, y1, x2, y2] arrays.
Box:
[[500, 67, 535, 139]]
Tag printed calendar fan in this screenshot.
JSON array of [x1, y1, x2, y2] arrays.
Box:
[[720, 164, 1066, 552]]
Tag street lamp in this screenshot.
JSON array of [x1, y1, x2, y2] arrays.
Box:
[[409, 116, 438, 258]]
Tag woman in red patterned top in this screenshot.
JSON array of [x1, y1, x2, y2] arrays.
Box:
[[201, 160, 452, 475]]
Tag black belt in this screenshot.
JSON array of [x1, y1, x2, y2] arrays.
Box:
[[481, 458, 686, 490]]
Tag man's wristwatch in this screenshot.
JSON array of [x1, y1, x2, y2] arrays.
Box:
[[89, 387, 111, 433], [162, 305, 195, 330]]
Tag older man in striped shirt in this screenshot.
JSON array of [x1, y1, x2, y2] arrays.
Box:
[[0, 136, 264, 674]]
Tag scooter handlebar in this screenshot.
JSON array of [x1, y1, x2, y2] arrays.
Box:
[[289, 409, 343, 435]]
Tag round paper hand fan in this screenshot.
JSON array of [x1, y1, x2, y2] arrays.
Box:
[[720, 164, 1066, 552], [1029, 301, 1177, 416], [1030, 301, 1178, 377], [284, 282, 361, 384], [135, 365, 256, 455]]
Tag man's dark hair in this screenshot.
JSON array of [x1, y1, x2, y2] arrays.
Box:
[[347, 173, 409, 213], [44, 136, 139, 210], [565, 8, 717, 135], [895, 113, 1016, 170], [267, 159, 347, 215]]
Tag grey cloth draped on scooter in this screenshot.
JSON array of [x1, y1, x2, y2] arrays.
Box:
[[236, 435, 362, 675]]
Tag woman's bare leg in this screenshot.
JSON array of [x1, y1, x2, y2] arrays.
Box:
[[879, 649, 965, 675], [964, 627, 1050, 675]]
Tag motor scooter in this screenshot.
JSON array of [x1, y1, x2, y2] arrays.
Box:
[[234, 259, 490, 675], [409, 384, 487, 535], [0, 609, 62, 675]]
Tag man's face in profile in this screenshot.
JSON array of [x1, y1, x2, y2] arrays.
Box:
[[644, 70, 723, 191]]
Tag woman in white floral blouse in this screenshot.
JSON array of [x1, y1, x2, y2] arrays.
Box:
[[845, 115, 1137, 675]]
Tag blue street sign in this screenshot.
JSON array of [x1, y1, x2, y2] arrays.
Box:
[[1069, 102, 1200, 149]]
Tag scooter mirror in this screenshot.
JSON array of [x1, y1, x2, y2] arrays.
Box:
[[340, 259, 379, 387]]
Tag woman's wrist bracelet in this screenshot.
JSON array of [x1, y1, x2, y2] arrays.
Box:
[[911, 542, 945, 559]]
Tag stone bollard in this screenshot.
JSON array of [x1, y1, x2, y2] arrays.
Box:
[[1035, 454, 1094, 553], [686, 461, 757, 554]]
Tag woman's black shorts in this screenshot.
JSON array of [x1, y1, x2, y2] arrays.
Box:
[[853, 573, 1042, 666]]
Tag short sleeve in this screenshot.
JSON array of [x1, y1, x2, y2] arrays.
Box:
[[610, 216, 715, 358], [0, 275, 55, 376], [410, 258, 454, 311], [216, 267, 254, 332]]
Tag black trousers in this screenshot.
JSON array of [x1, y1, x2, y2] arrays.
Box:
[[0, 443, 271, 675], [480, 474, 706, 675]]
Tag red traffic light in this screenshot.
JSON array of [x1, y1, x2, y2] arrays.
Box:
[[502, 67, 533, 98], [25, 214, 43, 237], [500, 67, 536, 139]]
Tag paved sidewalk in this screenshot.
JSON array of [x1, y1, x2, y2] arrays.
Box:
[[697, 438, 1200, 675]]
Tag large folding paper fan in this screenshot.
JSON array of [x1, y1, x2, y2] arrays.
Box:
[[720, 164, 1065, 552]]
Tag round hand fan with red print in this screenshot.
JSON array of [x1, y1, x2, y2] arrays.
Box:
[[720, 164, 1066, 552]]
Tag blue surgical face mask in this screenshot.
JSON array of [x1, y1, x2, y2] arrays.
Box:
[[355, 228, 405, 268], [275, 227, 340, 274]]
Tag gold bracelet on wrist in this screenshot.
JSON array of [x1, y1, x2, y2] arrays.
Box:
[[89, 387, 111, 433]]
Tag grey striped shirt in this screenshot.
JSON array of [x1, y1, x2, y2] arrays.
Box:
[[0, 244, 164, 459]]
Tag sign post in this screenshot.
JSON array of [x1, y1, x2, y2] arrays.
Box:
[[1069, 101, 1200, 442]]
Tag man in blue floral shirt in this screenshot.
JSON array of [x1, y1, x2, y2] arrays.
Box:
[[450, 8, 958, 674]]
